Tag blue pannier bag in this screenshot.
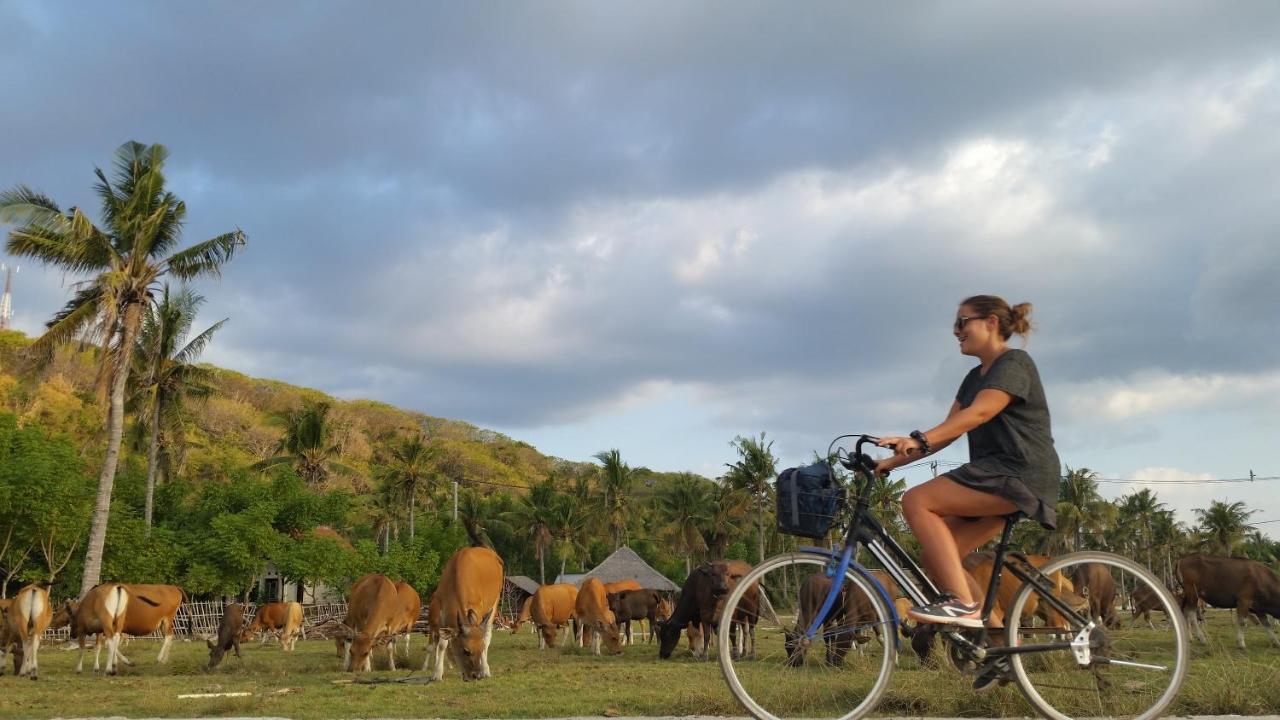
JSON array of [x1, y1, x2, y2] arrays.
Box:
[[775, 461, 843, 539]]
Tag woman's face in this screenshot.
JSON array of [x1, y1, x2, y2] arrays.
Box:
[[953, 305, 997, 356]]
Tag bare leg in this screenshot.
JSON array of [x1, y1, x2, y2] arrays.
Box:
[[942, 515, 1007, 558], [902, 477, 1018, 604]]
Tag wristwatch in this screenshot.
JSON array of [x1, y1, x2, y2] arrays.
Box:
[[909, 430, 931, 455]]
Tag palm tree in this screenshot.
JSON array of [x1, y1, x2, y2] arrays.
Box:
[[1054, 466, 1106, 552], [1, 141, 245, 596], [549, 490, 591, 579], [366, 478, 402, 553], [503, 479, 559, 583], [132, 284, 225, 534], [1115, 488, 1165, 569], [703, 482, 752, 560], [1193, 500, 1256, 556], [724, 432, 778, 563], [253, 399, 353, 485], [457, 486, 502, 548], [594, 449, 635, 549], [378, 434, 437, 541], [655, 474, 714, 574]]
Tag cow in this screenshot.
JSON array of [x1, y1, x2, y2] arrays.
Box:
[[0, 598, 23, 676], [657, 562, 730, 660], [1179, 553, 1280, 650], [714, 560, 759, 660], [52, 583, 181, 670], [10, 585, 55, 679], [575, 577, 623, 656], [336, 573, 402, 672], [608, 589, 664, 644], [529, 583, 578, 649], [604, 579, 642, 595], [430, 546, 504, 681], [50, 583, 130, 676], [1131, 584, 1170, 629], [207, 603, 247, 669], [785, 569, 901, 667], [242, 601, 304, 651], [1070, 564, 1119, 628], [510, 595, 534, 634], [393, 581, 422, 654], [964, 553, 1088, 633]]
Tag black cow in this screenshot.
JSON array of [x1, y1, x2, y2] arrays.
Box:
[[207, 603, 247, 669], [657, 563, 729, 660]]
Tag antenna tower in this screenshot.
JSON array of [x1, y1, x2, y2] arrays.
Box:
[[0, 264, 16, 330]]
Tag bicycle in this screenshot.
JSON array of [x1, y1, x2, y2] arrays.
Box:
[[717, 434, 1189, 720]]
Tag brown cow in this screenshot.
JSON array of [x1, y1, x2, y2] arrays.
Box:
[[52, 584, 181, 670], [658, 562, 729, 659], [786, 569, 901, 667], [242, 602, 305, 651], [604, 579, 642, 595], [1131, 584, 1170, 629], [609, 589, 664, 644], [1179, 553, 1280, 650], [335, 573, 383, 661], [575, 577, 623, 656], [51, 583, 130, 676], [0, 599, 18, 676], [716, 560, 759, 660], [207, 603, 247, 669], [1070, 564, 1119, 628], [337, 573, 402, 672], [393, 581, 422, 655], [530, 583, 578, 649], [510, 595, 534, 634], [964, 553, 1088, 632], [6, 584, 51, 676], [431, 547, 504, 681]]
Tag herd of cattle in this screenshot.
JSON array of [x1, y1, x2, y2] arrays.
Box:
[[0, 549, 1275, 681]]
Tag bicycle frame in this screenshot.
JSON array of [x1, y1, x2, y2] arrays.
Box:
[[799, 437, 1094, 660]]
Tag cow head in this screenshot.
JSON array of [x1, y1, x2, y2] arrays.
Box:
[[597, 610, 624, 655], [50, 600, 78, 632], [335, 622, 378, 672], [446, 608, 493, 681], [656, 618, 683, 658], [783, 628, 806, 666]]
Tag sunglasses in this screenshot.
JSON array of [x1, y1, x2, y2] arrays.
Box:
[[953, 315, 988, 332]]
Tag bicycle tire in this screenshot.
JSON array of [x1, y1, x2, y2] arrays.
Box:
[[717, 552, 897, 720], [1005, 550, 1189, 720]]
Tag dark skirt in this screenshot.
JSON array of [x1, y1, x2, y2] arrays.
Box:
[[945, 464, 1057, 530]]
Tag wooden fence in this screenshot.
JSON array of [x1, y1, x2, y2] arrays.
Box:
[[42, 600, 348, 643]]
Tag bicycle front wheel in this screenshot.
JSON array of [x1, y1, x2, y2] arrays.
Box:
[[718, 552, 896, 720], [1005, 550, 1189, 720]]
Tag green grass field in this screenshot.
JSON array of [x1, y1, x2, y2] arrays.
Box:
[[1, 610, 1277, 719]]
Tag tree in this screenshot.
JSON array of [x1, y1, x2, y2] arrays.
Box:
[[132, 284, 225, 534], [1, 141, 245, 596], [1054, 466, 1107, 552], [655, 473, 713, 574], [504, 478, 559, 583], [724, 433, 778, 563], [253, 399, 353, 486], [376, 434, 437, 541], [1194, 500, 1256, 556], [1115, 488, 1165, 570], [703, 482, 752, 560], [594, 449, 635, 549]]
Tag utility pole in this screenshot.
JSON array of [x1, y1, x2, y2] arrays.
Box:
[[930, 460, 938, 477]]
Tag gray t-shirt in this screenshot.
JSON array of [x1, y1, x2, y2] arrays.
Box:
[[955, 349, 1060, 510]]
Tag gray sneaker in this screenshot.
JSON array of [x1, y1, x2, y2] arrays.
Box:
[[907, 598, 982, 628]]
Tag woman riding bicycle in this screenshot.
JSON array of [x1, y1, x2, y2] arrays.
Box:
[[876, 294, 1059, 628]]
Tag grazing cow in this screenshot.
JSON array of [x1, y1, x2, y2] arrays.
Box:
[[207, 603, 247, 669], [1131, 584, 1170, 629], [393, 581, 422, 654], [575, 578, 623, 656], [510, 595, 534, 634], [529, 584, 578, 649], [431, 547, 504, 681], [657, 562, 730, 660], [53, 584, 181, 670], [964, 553, 1088, 632], [242, 602, 305, 651], [1179, 553, 1280, 650], [10, 585, 55, 679], [1070, 564, 1119, 627], [337, 573, 402, 672], [786, 569, 901, 666], [51, 583, 130, 675], [604, 579, 642, 595], [608, 589, 664, 644], [0, 599, 15, 675]]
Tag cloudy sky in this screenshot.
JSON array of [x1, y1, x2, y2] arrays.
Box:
[[2, 1, 1278, 532]]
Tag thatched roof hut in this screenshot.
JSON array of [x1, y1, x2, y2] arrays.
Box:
[[578, 546, 678, 592]]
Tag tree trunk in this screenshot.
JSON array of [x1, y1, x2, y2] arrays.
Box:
[[408, 489, 416, 541], [144, 395, 162, 536], [757, 491, 765, 564], [79, 303, 141, 598], [538, 544, 546, 585]]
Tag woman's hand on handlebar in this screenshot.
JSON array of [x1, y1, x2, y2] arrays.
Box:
[[872, 456, 898, 477], [877, 435, 923, 458]]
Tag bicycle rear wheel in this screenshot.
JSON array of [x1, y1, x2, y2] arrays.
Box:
[[1005, 551, 1189, 720], [718, 553, 896, 720]]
